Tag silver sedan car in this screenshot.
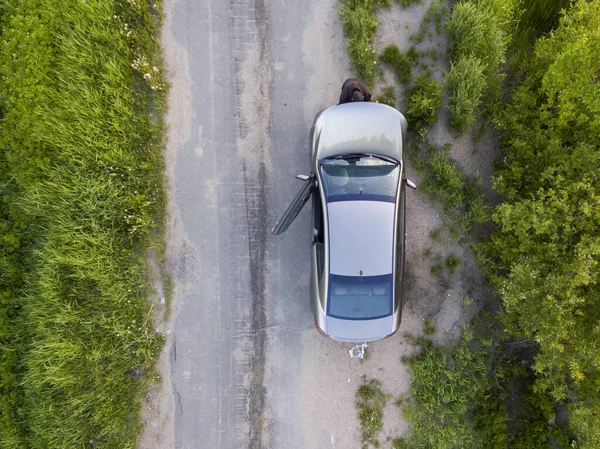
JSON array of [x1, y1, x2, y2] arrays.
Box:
[[272, 102, 415, 342]]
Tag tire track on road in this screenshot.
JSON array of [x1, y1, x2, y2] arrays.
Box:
[[231, 0, 271, 447]]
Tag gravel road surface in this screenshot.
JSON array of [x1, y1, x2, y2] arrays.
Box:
[[137, 1, 491, 448]]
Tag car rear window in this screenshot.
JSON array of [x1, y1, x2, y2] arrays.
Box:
[[327, 274, 393, 320], [320, 155, 399, 202]]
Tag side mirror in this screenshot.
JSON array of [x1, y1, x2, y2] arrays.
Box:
[[405, 179, 417, 190], [296, 174, 310, 181]]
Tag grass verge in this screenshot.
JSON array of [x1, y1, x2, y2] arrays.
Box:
[[0, 0, 167, 447]]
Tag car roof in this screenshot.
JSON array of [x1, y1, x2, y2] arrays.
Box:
[[327, 200, 395, 277], [314, 102, 407, 163]]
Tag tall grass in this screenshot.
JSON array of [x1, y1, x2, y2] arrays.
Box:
[[0, 0, 167, 447], [411, 143, 490, 232], [446, 0, 516, 127], [446, 55, 486, 133]]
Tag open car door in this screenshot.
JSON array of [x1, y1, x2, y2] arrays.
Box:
[[271, 173, 315, 235]]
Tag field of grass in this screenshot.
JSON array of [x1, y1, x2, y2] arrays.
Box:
[[0, 0, 167, 447]]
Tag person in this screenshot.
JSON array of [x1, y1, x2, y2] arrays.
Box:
[[338, 78, 372, 104]]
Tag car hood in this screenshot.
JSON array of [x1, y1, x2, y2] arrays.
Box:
[[313, 102, 407, 163], [325, 315, 394, 343]]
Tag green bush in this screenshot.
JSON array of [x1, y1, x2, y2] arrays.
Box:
[[380, 44, 418, 84], [486, 0, 600, 445], [405, 73, 443, 130], [446, 55, 486, 133], [375, 86, 396, 107]]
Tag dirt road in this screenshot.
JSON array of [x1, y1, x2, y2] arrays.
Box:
[[138, 1, 493, 448]]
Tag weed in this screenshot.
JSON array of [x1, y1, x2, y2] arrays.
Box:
[[445, 255, 460, 275], [410, 0, 448, 43], [375, 86, 396, 107], [357, 377, 388, 448], [424, 247, 433, 257], [380, 44, 418, 84], [405, 73, 443, 131], [413, 143, 490, 232], [430, 262, 443, 276], [423, 318, 436, 335], [461, 295, 473, 307]]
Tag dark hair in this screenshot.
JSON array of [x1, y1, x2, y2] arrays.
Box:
[[351, 90, 365, 102]]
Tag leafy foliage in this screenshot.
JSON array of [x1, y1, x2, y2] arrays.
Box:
[[487, 0, 600, 445]]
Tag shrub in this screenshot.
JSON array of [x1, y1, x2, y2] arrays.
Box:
[[446, 55, 486, 133]]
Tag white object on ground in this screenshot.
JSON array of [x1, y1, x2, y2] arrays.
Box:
[[349, 342, 368, 359]]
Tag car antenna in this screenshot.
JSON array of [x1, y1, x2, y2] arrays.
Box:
[[359, 270, 363, 281]]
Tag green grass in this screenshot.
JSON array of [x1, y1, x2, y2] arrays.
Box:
[[380, 44, 418, 84], [410, 0, 448, 43], [423, 318, 436, 335], [446, 55, 486, 133], [405, 73, 444, 131], [0, 0, 167, 447], [398, 332, 496, 449], [411, 143, 491, 232], [396, 0, 422, 8], [338, 0, 391, 88], [446, 0, 516, 110], [357, 377, 389, 448], [397, 327, 574, 449], [375, 86, 397, 107]]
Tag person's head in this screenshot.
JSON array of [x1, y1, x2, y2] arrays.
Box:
[[351, 90, 364, 102]]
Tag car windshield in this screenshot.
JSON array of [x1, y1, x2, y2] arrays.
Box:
[[320, 155, 399, 202], [327, 274, 393, 320]]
